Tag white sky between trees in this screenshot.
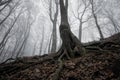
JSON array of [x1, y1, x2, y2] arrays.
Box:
[[23, 0, 120, 56]]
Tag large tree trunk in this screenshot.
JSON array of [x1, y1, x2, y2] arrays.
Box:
[[58, 0, 84, 59]]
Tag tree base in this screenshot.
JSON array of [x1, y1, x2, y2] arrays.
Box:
[[58, 24, 85, 59]]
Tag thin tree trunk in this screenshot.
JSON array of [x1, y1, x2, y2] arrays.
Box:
[[39, 26, 45, 55], [50, 0, 59, 53], [79, 20, 82, 42], [90, 0, 104, 40], [51, 22, 57, 52]]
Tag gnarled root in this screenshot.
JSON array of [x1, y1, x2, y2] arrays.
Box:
[[48, 54, 64, 80]]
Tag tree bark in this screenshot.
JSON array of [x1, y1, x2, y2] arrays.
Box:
[[58, 0, 84, 59]]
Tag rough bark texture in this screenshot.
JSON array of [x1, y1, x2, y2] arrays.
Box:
[[58, 0, 84, 59]]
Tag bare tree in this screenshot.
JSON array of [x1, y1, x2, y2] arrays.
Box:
[[89, 0, 104, 40], [0, 1, 21, 54], [39, 25, 45, 55], [48, 34, 52, 53], [0, 0, 12, 13], [72, 0, 90, 42], [32, 40, 38, 56], [57, 0, 84, 59], [105, 9, 120, 33], [0, 0, 26, 61], [0, 0, 20, 26], [0, 0, 12, 6], [48, 1, 86, 79], [48, 0, 59, 53]]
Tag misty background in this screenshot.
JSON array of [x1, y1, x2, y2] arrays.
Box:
[[0, 0, 120, 62]]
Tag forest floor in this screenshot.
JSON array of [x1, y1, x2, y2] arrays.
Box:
[[0, 33, 120, 80]]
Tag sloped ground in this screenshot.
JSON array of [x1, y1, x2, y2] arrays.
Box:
[[0, 33, 120, 80]]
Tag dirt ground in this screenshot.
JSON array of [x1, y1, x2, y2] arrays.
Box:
[[0, 33, 120, 80]]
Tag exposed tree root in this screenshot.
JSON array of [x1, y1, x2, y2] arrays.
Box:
[[0, 55, 55, 76], [1, 38, 119, 77], [0, 58, 15, 65], [1, 33, 119, 79], [58, 24, 86, 60], [49, 55, 64, 80]]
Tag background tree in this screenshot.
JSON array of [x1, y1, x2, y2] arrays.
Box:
[[89, 0, 104, 40], [72, 0, 91, 42], [0, 0, 36, 62], [49, 0, 59, 53]]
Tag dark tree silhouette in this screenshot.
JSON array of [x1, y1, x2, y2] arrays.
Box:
[[48, 1, 86, 79], [57, 0, 84, 59]]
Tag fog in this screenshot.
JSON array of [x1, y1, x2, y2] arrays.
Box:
[[0, 0, 120, 62]]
